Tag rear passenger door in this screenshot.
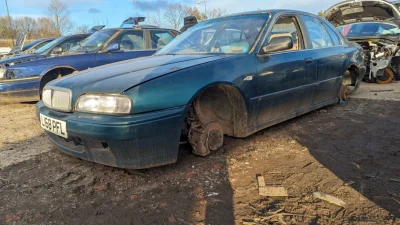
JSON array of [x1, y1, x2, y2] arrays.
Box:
[[300, 15, 347, 105]]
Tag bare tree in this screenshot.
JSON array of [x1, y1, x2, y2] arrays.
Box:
[[206, 8, 227, 19], [151, 10, 165, 27], [185, 6, 226, 21], [37, 17, 60, 38], [0, 16, 11, 39], [164, 3, 189, 30], [45, 0, 74, 35], [15, 17, 37, 39], [185, 6, 206, 21], [0, 15, 61, 45]]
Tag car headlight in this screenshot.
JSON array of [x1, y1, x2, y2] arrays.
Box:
[[4, 69, 23, 79], [0, 68, 6, 79], [75, 94, 132, 114]]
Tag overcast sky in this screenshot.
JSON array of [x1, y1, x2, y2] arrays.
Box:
[[0, 0, 344, 29]]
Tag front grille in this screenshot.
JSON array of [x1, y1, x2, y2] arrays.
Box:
[[43, 87, 72, 112], [52, 90, 71, 111]]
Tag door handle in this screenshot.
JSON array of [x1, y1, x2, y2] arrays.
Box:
[[304, 57, 313, 65]]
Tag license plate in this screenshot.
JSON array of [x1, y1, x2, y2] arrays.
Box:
[[40, 114, 68, 138]]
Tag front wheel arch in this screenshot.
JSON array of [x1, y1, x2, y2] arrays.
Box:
[[39, 67, 77, 98], [183, 83, 249, 138]]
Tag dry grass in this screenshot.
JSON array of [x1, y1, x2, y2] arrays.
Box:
[[0, 39, 13, 48]]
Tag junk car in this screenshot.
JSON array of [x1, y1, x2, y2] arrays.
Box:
[[0, 33, 91, 102], [1, 19, 178, 103], [37, 10, 365, 169], [325, 0, 400, 84], [1, 38, 56, 60]]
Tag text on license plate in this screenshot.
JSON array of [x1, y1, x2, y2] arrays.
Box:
[[40, 114, 68, 138]]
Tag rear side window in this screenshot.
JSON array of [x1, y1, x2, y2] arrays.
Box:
[[150, 31, 175, 49], [323, 21, 342, 46], [301, 15, 333, 48]]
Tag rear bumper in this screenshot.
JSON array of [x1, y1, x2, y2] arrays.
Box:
[[355, 65, 366, 91], [0, 78, 40, 103], [36, 102, 186, 169]]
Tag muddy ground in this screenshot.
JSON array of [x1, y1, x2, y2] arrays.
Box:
[[0, 83, 399, 225]]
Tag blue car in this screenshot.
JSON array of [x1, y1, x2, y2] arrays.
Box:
[[1, 20, 178, 103], [1, 38, 56, 60], [37, 10, 365, 169], [0, 34, 90, 102]]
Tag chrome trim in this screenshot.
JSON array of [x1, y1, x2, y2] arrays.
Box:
[[0, 76, 40, 83]]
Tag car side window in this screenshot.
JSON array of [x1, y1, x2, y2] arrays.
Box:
[[323, 21, 342, 46], [34, 40, 52, 50], [265, 16, 303, 52], [301, 15, 333, 48], [150, 31, 175, 49], [115, 31, 145, 51], [56, 38, 84, 52]]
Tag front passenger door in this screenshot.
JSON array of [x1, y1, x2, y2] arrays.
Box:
[[50, 37, 85, 56], [96, 30, 154, 66], [256, 15, 317, 126]]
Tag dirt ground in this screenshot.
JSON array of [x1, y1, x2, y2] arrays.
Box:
[[0, 82, 399, 225]]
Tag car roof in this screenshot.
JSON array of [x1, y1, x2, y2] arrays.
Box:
[[64, 33, 91, 38], [221, 9, 317, 18], [37, 37, 56, 41], [99, 27, 177, 32]]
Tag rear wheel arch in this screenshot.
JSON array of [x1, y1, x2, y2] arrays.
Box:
[[340, 64, 360, 101], [346, 64, 359, 85]]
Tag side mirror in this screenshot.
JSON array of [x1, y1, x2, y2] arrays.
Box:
[[261, 36, 293, 54], [107, 43, 120, 52], [52, 47, 63, 55]]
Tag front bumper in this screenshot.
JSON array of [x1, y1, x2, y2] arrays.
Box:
[[0, 77, 40, 103], [36, 101, 186, 169]]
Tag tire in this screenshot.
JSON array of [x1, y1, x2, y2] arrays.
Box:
[[376, 68, 394, 84], [339, 84, 349, 101], [339, 70, 351, 101]]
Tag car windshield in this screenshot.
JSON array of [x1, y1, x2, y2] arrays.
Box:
[[21, 39, 41, 51], [156, 14, 269, 55], [68, 30, 116, 53], [338, 23, 400, 37], [34, 37, 65, 54]]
